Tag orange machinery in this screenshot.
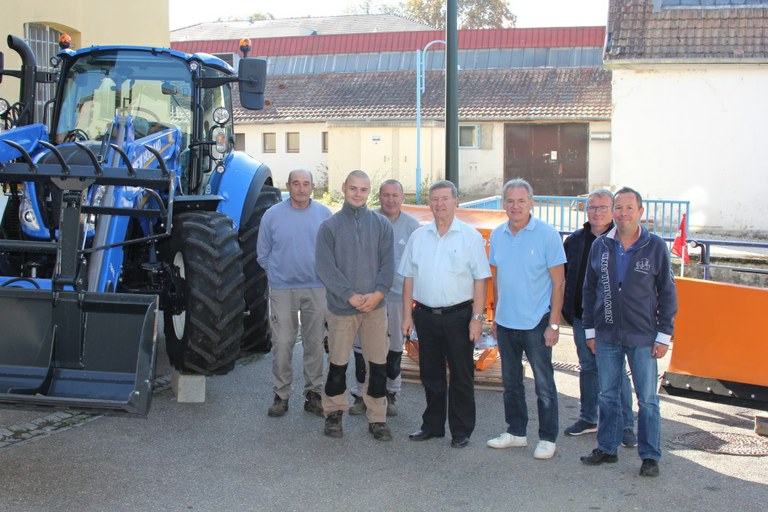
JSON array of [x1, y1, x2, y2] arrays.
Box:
[[660, 277, 768, 411], [402, 207, 768, 406]]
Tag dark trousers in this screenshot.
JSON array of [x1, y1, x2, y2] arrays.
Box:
[[413, 305, 475, 438]]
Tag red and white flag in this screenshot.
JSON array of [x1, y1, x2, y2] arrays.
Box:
[[671, 213, 690, 264]]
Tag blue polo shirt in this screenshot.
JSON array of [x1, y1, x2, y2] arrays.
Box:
[[490, 216, 566, 330]]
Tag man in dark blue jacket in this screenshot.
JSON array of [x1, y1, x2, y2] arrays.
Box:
[[579, 187, 677, 477]]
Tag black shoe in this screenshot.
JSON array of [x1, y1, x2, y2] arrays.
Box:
[[324, 410, 343, 438], [369, 422, 393, 442], [409, 429, 444, 441], [580, 448, 618, 465], [639, 458, 659, 477], [303, 391, 323, 417], [451, 436, 470, 448]]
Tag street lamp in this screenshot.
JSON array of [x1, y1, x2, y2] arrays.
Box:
[[415, 39, 445, 204]]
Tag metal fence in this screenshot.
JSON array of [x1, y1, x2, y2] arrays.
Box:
[[459, 195, 690, 239]]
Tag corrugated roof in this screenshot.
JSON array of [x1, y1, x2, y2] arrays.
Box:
[[171, 15, 432, 42], [173, 26, 606, 56], [233, 68, 611, 123], [605, 0, 768, 60]]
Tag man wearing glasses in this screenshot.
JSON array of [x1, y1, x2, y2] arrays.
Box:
[[561, 190, 636, 447]]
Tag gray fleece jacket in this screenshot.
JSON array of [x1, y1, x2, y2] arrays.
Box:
[[315, 201, 395, 315]]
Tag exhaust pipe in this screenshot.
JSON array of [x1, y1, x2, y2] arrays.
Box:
[[6, 35, 37, 126]]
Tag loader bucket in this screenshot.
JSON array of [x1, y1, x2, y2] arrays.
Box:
[[0, 288, 158, 416], [660, 277, 768, 411]]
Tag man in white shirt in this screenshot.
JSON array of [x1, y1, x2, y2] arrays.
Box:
[[399, 180, 491, 449]]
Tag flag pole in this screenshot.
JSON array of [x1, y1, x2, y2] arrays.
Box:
[[680, 249, 685, 277]]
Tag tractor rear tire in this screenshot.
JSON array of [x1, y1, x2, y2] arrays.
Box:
[[239, 185, 281, 354], [164, 211, 245, 375]]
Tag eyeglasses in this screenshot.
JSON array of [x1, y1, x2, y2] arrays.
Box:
[[586, 205, 611, 212]]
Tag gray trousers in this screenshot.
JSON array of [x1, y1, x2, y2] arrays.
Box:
[[269, 287, 327, 400]]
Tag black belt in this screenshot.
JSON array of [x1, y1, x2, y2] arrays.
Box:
[[414, 300, 473, 315]]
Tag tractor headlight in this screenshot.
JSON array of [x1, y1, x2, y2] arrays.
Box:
[[20, 196, 41, 232], [212, 107, 230, 125], [0, 98, 10, 116], [214, 127, 228, 154]]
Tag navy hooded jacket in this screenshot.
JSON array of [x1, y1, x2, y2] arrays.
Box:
[[581, 226, 677, 347]]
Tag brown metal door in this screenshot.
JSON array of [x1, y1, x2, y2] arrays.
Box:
[[503, 123, 588, 196]]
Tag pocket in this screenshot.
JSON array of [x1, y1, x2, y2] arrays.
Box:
[[447, 248, 465, 274]]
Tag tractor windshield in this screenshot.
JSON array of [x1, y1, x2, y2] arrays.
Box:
[[54, 49, 193, 147]]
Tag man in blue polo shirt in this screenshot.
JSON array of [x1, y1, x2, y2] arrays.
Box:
[[487, 178, 566, 460]]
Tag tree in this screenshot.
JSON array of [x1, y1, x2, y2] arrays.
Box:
[[402, 0, 516, 29], [248, 13, 275, 21], [216, 13, 275, 22]]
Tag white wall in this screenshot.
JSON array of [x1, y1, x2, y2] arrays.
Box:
[[237, 122, 329, 191], [588, 120, 612, 189], [238, 119, 612, 201], [610, 65, 768, 234], [458, 123, 505, 196]]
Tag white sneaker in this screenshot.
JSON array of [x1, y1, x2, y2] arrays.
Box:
[[486, 432, 528, 449], [533, 440, 556, 460]]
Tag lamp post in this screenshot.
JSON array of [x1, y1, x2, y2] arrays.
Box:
[[415, 39, 445, 204]]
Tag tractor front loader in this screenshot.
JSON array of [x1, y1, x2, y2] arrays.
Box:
[[0, 35, 280, 415]]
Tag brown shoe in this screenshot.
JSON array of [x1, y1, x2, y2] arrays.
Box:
[[369, 422, 393, 441], [267, 394, 288, 417], [324, 410, 343, 438], [304, 391, 323, 417], [386, 392, 398, 417]]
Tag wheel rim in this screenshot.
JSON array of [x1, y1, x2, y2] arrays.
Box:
[[172, 251, 186, 339]]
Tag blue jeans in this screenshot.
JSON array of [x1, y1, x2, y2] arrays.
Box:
[[596, 342, 661, 460], [573, 318, 634, 429], [496, 316, 558, 443]]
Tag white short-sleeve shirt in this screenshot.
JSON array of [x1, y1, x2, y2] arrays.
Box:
[[399, 217, 491, 307]]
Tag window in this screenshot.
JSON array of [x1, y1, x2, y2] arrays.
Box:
[[25, 23, 63, 123], [263, 132, 276, 153], [286, 132, 300, 153], [235, 133, 245, 151], [321, 131, 329, 153], [459, 125, 479, 149]]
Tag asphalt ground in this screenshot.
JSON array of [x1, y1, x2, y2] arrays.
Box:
[[0, 325, 766, 512]]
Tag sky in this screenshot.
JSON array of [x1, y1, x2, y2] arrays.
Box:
[[169, 0, 610, 30]]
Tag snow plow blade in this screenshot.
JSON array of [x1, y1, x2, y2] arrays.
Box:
[[0, 289, 158, 416], [660, 277, 768, 411]]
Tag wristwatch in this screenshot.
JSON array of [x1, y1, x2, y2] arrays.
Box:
[[472, 313, 486, 322], [549, 323, 560, 331]]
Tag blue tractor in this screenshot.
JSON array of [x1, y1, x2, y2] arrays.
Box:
[[0, 35, 280, 415]]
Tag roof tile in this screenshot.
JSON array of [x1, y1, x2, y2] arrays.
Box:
[[606, 0, 768, 60], [233, 68, 611, 123]]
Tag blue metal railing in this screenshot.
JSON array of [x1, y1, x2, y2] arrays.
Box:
[[459, 195, 691, 239]]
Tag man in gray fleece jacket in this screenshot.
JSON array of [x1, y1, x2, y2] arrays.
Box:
[[315, 170, 395, 441]]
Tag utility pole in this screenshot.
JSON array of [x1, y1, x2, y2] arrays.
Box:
[[444, 0, 459, 189]]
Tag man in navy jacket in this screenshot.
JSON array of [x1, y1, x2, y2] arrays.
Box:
[[579, 187, 677, 477]]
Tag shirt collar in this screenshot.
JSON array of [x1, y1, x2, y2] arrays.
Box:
[[503, 215, 537, 235], [427, 217, 461, 235]]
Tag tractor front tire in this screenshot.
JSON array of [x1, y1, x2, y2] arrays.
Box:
[[164, 211, 245, 375], [239, 185, 281, 354]]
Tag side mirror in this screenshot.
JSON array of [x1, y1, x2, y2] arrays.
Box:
[[238, 58, 267, 111]]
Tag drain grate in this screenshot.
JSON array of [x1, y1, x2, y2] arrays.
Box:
[[672, 431, 768, 456]]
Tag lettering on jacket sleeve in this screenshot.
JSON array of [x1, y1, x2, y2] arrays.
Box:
[[600, 250, 613, 324]]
